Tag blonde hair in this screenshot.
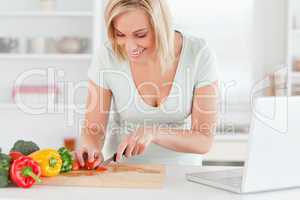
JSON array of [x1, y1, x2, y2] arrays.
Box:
[[104, 0, 175, 75]]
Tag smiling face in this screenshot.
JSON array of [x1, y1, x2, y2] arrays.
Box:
[[113, 9, 156, 64]]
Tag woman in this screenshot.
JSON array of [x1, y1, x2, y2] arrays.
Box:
[[76, 0, 219, 168]]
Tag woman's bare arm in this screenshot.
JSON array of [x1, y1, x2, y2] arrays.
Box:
[[77, 80, 112, 165], [150, 81, 219, 154]]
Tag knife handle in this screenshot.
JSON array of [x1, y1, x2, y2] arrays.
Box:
[[112, 150, 127, 162], [112, 153, 117, 162]]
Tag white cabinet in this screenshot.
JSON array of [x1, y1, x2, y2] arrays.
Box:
[[0, 0, 106, 151], [0, 0, 105, 108]]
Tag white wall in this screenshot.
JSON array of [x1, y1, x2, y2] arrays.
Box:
[[168, 0, 287, 104], [168, 0, 254, 105], [252, 0, 287, 81], [0, 109, 80, 152]]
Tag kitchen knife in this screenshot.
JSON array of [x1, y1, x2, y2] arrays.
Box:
[[100, 153, 118, 166], [100, 150, 127, 166]]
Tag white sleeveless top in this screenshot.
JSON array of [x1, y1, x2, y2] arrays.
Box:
[[87, 31, 219, 166]]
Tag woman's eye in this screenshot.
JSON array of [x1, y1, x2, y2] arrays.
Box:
[[116, 33, 125, 37], [136, 34, 147, 38]]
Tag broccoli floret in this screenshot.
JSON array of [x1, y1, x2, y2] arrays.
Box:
[[0, 152, 10, 187], [10, 140, 40, 155]]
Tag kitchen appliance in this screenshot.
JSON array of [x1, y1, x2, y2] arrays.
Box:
[[186, 96, 300, 193]]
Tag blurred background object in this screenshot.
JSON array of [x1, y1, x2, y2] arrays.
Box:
[[63, 137, 76, 151], [293, 58, 300, 71], [39, 0, 56, 12], [26, 36, 90, 54], [12, 84, 59, 106], [0, 37, 19, 53], [56, 37, 89, 54]]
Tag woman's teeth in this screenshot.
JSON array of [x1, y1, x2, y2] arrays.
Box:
[[131, 48, 145, 57]]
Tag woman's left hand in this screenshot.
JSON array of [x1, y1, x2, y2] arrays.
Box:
[[116, 127, 155, 161]]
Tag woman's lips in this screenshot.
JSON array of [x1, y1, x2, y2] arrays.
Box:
[[129, 48, 145, 58]]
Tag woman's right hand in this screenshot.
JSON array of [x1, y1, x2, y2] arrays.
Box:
[[75, 142, 104, 169]]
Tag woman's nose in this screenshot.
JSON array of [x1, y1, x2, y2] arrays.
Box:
[[125, 39, 138, 52]]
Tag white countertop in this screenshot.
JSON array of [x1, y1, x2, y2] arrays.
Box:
[[0, 165, 299, 200]]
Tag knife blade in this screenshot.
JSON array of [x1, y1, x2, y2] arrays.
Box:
[[100, 153, 118, 166], [99, 148, 127, 166]]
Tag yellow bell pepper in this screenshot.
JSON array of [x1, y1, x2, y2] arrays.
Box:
[[29, 149, 62, 177]]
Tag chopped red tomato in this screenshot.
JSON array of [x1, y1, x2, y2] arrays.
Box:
[[72, 160, 80, 171], [85, 161, 95, 170], [96, 166, 108, 172]]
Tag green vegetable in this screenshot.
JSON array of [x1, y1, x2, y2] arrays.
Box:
[[58, 147, 73, 173], [0, 150, 10, 171], [10, 140, 40, 156], [0, 150, 11, 187], [0, 171, 9, 188]]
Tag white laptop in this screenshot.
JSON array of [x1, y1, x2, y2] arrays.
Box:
[[186, 96, 300, 194]]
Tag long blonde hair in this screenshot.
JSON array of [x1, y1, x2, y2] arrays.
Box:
[[104, 0, 175, 75]]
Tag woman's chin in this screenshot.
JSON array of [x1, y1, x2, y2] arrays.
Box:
[[128, 54, 145, 63], [129, 58, 141, 63]]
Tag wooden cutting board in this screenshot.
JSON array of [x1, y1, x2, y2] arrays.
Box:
[[38, 163, 166, 189]]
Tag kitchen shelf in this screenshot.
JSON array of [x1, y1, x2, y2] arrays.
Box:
[[0, 54, 92, 60], [0, 11, 93, 18]]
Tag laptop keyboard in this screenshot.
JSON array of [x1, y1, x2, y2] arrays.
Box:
[[191, 168, 243, 188]]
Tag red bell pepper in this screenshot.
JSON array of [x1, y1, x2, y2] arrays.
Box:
[[10, 156, 42, 188], [9, 151, 23, 161]]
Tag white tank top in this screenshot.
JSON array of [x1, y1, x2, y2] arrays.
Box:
[[87, 31, 219, 165]]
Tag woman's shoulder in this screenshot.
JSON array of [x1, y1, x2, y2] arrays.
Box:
[[182, 33, 217, 68], [182, 33, 219, 88], [183, 33, 212, 57]]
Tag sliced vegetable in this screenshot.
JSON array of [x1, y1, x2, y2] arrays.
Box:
[[96, 166, 108, 172], [72, 159, 80, 171], [85, 161, 95, 170], [58, 147, 73, 173], [10, 156, 42, 188], [10, 140, 40, 156], [29, 149, 62, 177], [83, 152, 97, 170]]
